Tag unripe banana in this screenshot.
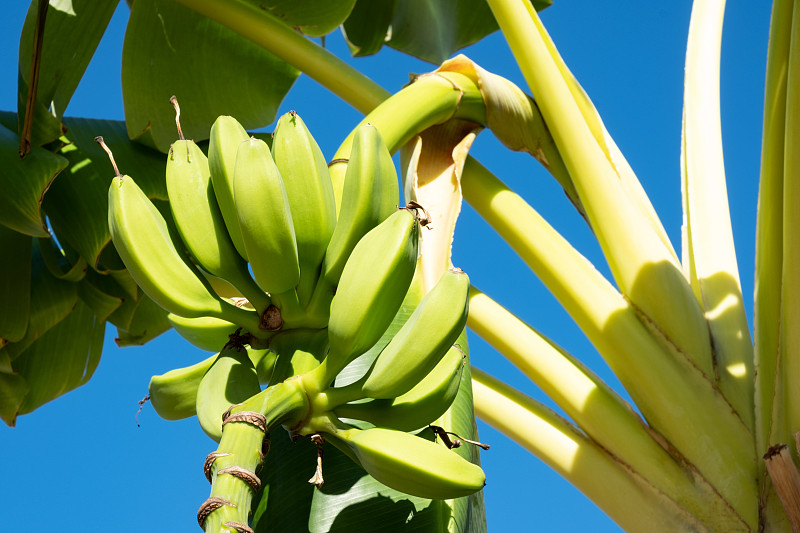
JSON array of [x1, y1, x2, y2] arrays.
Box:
[[196, 344, 262, 442], [361, 268, 469, 399], [149, 353, 217, 420], [167, 313, 240, 353], [233, 137, 301, 296], [106, 168, 261, 333], [248, 344, 279, 385], [335, 344, 466, 431], [166, 135, 269, 313], [322, 208, 419, 383], [322, 124, 399, 286], [148, 343, 275, 422], [208, 115, 250, 260], [199, 270, 253, 308], [326, 426, 485, 499], [272, 111, 336, 305], [269, 328, 329, 385]]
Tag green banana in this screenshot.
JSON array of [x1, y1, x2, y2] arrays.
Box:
[[167, 313, 240, 353], [208, 115, 250, 260], [268, 328, 328, 385], [322, 124, 399, 286], [198, 271, 250, 307], [334, 344, 466, 431], [271, 111, 337, 305], [148, 343, 276, 422], [320, 207, 420, 384], [166, 117, 269, 313], [248, 344, 279, 385], [103, 143, 261, 333], [325, 426, 485, 499], [361, 267, 469, 399], [149, 353, 217, 420], [233, 137, 301, 297], [196, 344, 262, 441]]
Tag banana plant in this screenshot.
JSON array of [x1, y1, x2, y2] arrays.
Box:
[[0, 0, 794, 531]]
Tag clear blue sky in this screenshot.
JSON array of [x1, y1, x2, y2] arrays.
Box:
[[0, 1, 772, 531]]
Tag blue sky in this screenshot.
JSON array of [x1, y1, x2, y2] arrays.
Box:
[[0, 1, 772, 531]]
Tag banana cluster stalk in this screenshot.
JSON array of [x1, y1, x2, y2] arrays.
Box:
[[101, 106, 485, 530]]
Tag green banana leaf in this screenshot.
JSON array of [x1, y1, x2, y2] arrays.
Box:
[[342, 0, 552, 64], [252, 280, 486, 532], [37, 236, 88, 282], [114, 294, 170, 347], [241, 0, 357, 37], [5, 299, 104, 426], [17, 0, 120, 147], [0, 121, 67, 237], [83, 269, 136, 329], [78, 274, 124, 324], [0, 226, 32, 345], [0, 239, 117, 426], [340, 0, 396, 57], [121, 0, 299, 152], [0, 370, 30, 427], [81, 269, 169, 347], [3, 239, 79, 361]]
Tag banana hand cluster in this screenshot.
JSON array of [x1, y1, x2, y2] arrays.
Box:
[[100, 105, 485, 529]]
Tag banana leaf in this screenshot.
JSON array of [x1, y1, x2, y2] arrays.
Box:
[[342, 0, 552, 64], [241, 0, 357, 37], [0, 227, 32, 346], [37, 236, 88, 282], [0, 121, 67, 237], [6, 299, 104, 424], [17, 0, 120, 147], [340, 0, 395, 57], [114, 294, 170, 347], [78, 274, 124, 324], [121, 0, 299, 152], [0, 370, 30, 427], [81, 269, 169, 346], [3, 239, 79, 360]]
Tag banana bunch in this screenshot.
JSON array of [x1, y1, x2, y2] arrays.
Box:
[[100, 103, 484, 527]]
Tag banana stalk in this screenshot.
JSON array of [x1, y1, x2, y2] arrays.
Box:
[[779, 0, 800, 452], [753, 1, 800, 528], [200, 380, 309, 531], [468, 287, 749, 528], [755, 0, 793, 462], [681, 0, 754, 427], [461, 158, 756, 526], [471, 368, 717, 532], [485, 0, 715, 384], [328, 73, 485, 208]]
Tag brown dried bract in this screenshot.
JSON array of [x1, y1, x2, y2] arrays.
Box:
[[224, 521, 255, 533], [402, 200, 433, 230], [135, 395, 150, 427], [222, 411, 268, 434], [308, 434, 325, 488], [260, 305, 283, 331], [225, 328, 249, 350], [218, 465, 262, 492], [197, 496, 234, 528], [429, 425, 490, 450], [204, 451, 233, 483]]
